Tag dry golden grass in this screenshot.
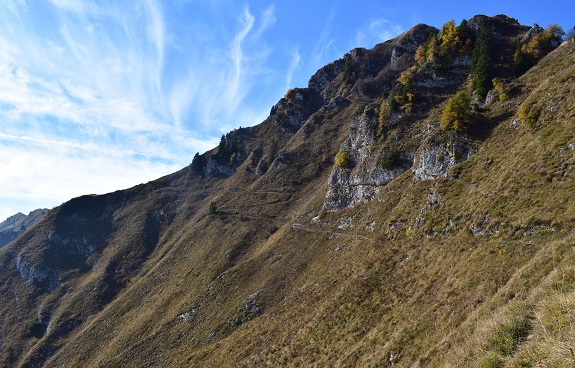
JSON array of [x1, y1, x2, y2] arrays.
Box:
[[1, 18, 575, 368]]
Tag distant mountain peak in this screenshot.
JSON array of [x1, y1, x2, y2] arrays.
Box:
[[0, 208, 49, 248]]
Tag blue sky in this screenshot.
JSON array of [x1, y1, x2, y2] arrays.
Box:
[[0, 0, 572, 221]]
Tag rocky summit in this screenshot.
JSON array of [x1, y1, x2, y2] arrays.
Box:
[[1, 15, 575, 367], [0, 209, 48, 249]]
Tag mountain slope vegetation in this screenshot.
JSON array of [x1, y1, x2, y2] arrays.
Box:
[[1, 15, 574, 367]]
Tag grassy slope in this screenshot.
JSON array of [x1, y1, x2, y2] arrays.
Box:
[[176, 41, 575, 367], [62, 42, 575, 367], [1, 23, 574, 368]]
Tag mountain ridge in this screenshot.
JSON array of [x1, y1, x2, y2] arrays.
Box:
[[0, 209, 49, 248], [1, 14, 574, 367]]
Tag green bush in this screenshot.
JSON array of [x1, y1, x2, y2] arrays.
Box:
[[379, 148, 401, 170], [353, 105, 365, 118], [208, 202, 218, 218], [492, 78, 509, 101], [488, 315, 531, 356], [479, 353, 504, 368]]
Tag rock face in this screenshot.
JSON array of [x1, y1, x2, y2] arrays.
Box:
[[204, 157, 237, 178], [308, 59, 345, 94], [270, 88, 324, 132], [522, 23, 544, 42], [16, 253, 60, 292], [324, 114, 411, 211], [413, 135, 475, 180], [0, 209, 49, 248]]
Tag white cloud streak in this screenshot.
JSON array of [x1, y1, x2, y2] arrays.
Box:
[[227, 6, 256, 111], [285, 47, 301, 91], [354, 18, 404, 48], [311, 9, 337, 68], [0, 1, 278, 218]]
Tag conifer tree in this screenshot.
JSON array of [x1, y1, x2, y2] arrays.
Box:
[[424, 34, 439, 62], [342, 53, 353, 83], [441, 91, 473, 132], [439, 20, 461, 58], [457, 19, 474, 53], [471, 18, 494, 98], [191, 153, 205, 174]]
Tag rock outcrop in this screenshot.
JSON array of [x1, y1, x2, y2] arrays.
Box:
[[324, 113, 411, 211], [204, 157, 237, 178], [413, 134, 475, 180], [270, 88, 324, 132]]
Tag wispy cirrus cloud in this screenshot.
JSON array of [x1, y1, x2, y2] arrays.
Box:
[[354, 18, 404, 48], [311, 9, 337, 68], [285, 47, 301, 91], [0, 1, 281, 220]]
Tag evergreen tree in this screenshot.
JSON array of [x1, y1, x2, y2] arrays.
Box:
[[424, 34, 439, 63], [457, 19, 474, 53], [191, 152, 205, 174], [342, 53, 353, 83], [471, 18, 494, 98], [217, 135, 226, 156]]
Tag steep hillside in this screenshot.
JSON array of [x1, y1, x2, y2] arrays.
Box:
[[1, 15, 574, 367]]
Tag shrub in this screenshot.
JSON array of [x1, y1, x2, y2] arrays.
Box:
[[379, 148, 401, 170], [567, 26, 575, 42], [353, 105, 365, 118], [208, 202, 218, 217], [488, 315, 531, 356], [514, 24, 565, 76], [517, 101, 540, 128], [335, 150, 351, 168], [440, 91, 473, 132], [479, 353, 504, 368], [492, 78, 509, 101]]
